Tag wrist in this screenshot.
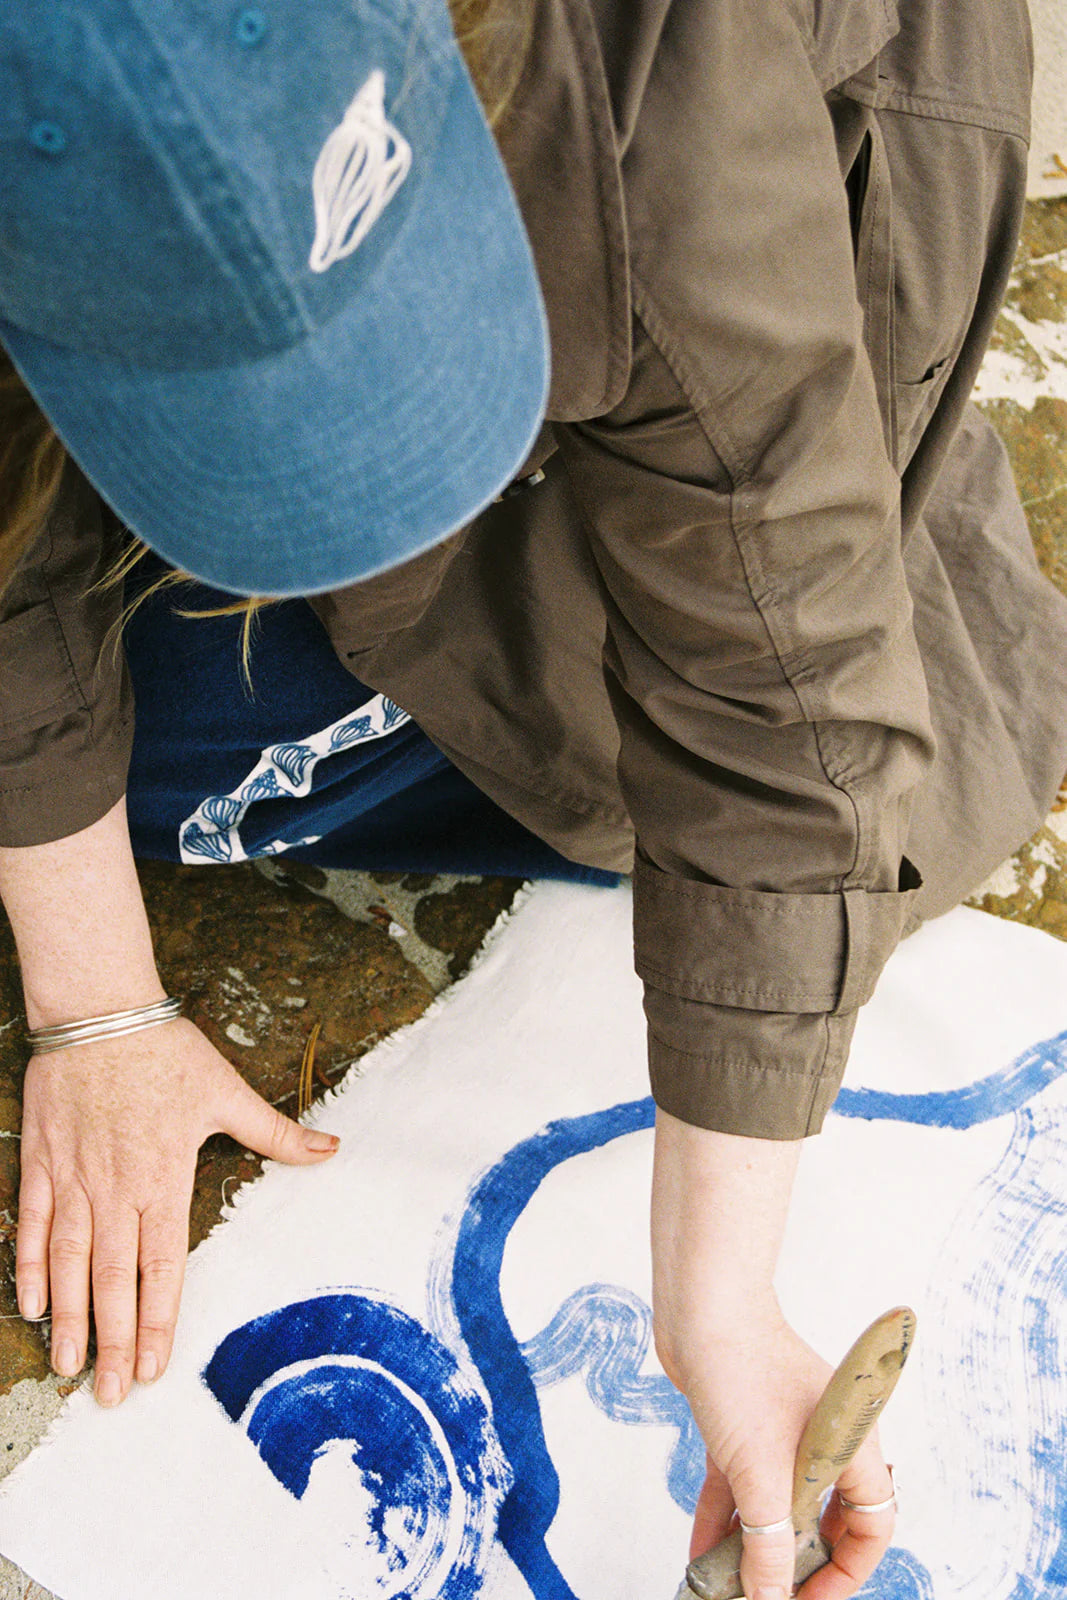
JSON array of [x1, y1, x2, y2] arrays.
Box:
[[0, 798, 167, 1032], [26, 995, 182, 1056], [23, 978, 170, 1034]]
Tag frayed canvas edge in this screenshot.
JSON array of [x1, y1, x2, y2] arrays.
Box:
[[0, 878, 547, 1524], [209, 878, 542, 1231]]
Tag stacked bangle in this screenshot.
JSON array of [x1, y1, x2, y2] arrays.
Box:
[[26, 996, 182, 1055]]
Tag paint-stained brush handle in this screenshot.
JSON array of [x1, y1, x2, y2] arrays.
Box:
[[790, 1305, 914, 1527], [679, 1306, 916, 1600]]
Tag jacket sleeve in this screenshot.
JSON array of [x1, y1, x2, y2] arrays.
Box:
[[553, 0, 936, 1138], [0, 462, 134, 846]]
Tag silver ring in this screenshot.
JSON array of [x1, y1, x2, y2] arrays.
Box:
[[738, 1515, 794, 1536], [839, 1466, 898, 1515]]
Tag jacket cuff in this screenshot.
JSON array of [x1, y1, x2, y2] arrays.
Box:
[[0, 758, 131, 847], [634, 854, 922, 1137], [646, 1001, 855, 1139]]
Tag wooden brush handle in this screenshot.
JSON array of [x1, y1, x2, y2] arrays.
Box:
[[790, 1305, 914, 1526]]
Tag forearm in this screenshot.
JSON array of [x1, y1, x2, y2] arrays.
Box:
[[651, 1108, 800, 1377], [0, 795, 164, 1027]]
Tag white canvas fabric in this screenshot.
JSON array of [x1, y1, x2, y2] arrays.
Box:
[[0, 882, 1065, 1600], [1028, 0, 1067, 196]]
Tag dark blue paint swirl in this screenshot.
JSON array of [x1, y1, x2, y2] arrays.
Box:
[[202, 1293, 509, 1597]]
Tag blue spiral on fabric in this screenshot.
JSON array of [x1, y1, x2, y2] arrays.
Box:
[[203, 1293, 510, 1599]]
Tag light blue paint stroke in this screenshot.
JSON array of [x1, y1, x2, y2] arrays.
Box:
[[853, 1548, 936, 1598], [832, 1028, 1067, 1128], [521, 1284, 705, 1514], [920, 1098, 1067, 1600]]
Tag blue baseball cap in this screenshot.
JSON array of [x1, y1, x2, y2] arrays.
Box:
[[0, 0, 549, 596]]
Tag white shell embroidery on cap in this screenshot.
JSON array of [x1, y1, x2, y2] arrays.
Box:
[[309, 69, 412, 273]]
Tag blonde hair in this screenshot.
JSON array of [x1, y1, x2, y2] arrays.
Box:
[[0, 0, 534, 664], [0, 353, 67, 595]]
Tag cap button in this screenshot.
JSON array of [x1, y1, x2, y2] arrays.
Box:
[[29, 120, 67, 156], [234, 8, 269, 46]]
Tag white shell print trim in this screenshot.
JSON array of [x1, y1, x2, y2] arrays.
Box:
[[309, 69, 412, 273], [177, 693, 410, 865]]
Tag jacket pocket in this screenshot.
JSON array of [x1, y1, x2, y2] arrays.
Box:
[[893, 355, 952, 472], [846, 113, 958, 480], [848, 121, 896, 463]]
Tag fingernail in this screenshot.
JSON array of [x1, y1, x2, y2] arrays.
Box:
[[755, 1590, 788, 1600], [136, 1351, 158, 1384], [20, 1288, 43, 1321], [53, 1338, 79, 1377], [96, 1371, 121, 1406], [303, 1131, 340, 1153]]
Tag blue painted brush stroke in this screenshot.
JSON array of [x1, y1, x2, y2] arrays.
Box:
[[203, 1292, 509, 1596], [444, 1096, 945, 1598], [201, 1022, 1067, 1598], [918, 1097, 1067, 1600], [521, 1284, 705, 1514], [1016, 1290, 1067, 1598], [442, 1026, 1067, 1593], [833, 1027, 1067, 1128], [448, 1098, 656, 1598]]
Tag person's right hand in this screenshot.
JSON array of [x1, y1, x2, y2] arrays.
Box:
[[15, 1017, 339, 1406], [663, 1309, 896, 1600], [652, 1109, 897, 1600]]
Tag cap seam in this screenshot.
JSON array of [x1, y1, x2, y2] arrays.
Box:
[[91, 7, 310, 345]]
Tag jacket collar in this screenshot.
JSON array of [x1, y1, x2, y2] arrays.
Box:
[[497, 0, 631, 421]]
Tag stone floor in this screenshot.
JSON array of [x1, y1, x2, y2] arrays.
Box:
[[969, 193, 1067, 923], [0, 196, 1065, 1599]]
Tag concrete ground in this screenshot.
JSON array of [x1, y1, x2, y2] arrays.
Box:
[[2, 12, 1067, 1596]]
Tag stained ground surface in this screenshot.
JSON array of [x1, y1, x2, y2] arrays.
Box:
[[969, 194, 1067, 929], [0, 197, 1066, 1599]]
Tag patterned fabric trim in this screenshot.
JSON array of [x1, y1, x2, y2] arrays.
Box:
[[178, 694, 410, 865]]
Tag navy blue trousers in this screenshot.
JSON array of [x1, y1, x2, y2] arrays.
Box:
[[123, 565, 617, 885]]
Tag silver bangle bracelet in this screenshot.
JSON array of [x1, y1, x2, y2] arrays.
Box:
[[26, 996, 182, 1055]]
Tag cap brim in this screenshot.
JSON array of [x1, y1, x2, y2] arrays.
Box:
[[1, 73, 549, 598]]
